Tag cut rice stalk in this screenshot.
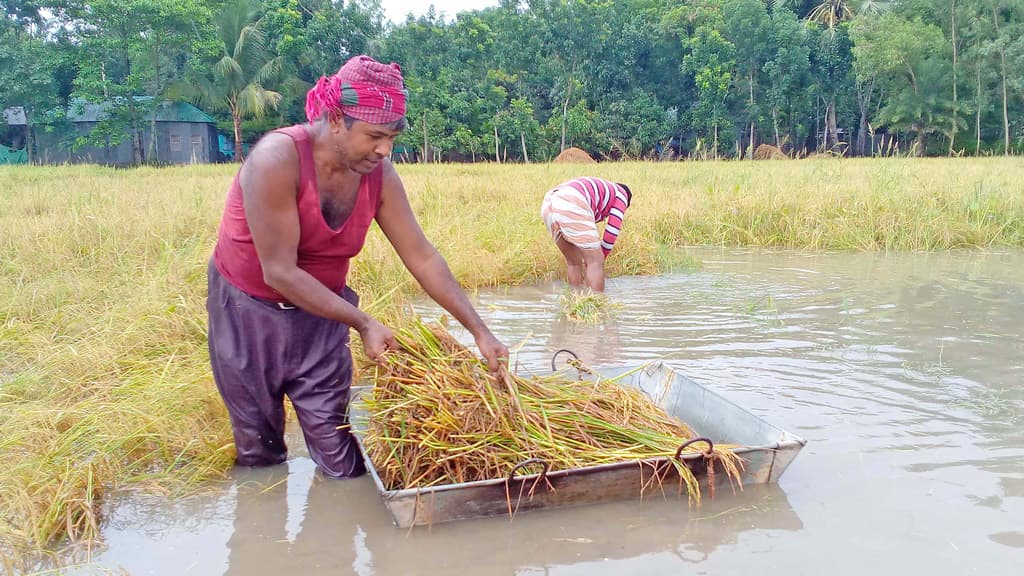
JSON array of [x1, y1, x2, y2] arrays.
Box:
[[356, 318, 743, 507]]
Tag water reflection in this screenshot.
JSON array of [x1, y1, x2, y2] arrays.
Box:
[[217, 458, 803, 576], [545, 315, 624, 372], [224, 464, 302, 576], [59, 249, 1024, 576], [66, 427, 805, 576]]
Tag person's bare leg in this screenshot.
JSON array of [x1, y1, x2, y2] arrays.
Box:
[[581, 248, 606, 292], [554, 230, 586, 288]]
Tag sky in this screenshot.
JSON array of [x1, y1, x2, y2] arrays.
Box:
[[377, 0, 501, 24]]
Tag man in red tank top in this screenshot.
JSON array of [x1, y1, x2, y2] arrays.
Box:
[[207, 55, 508, 478]]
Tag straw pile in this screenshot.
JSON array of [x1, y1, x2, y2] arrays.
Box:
[[356, 319, 742, 504], [553, 147, 596, 163], [753, 144, 788, 160], [560, 290, 620, 323]]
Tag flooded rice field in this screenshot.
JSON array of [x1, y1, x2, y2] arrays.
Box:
[[65, 248, 1023, 575]]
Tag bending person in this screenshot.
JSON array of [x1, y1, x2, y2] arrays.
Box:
[[540, 177, 632, 292]]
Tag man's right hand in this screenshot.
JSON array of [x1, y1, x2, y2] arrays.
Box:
[[358, 318, 398, 363]]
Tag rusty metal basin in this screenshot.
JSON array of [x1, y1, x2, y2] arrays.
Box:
[[350, 361, 805, 528]]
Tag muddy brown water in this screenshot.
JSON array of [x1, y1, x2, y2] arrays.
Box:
[[58, 248, 1023, 576]]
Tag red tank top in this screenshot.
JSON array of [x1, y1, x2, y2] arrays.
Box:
[[213, 125, 383, 302]]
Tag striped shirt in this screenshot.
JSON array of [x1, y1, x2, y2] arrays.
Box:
[[553, 177, 630, 257]]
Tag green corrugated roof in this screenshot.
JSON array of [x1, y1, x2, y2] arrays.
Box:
[[5, 99, 215, 125], [64, 97, 216, 124], [153, 100, 217, 123]]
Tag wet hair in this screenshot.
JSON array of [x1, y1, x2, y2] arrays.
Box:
[[617, 183, 632, 206]]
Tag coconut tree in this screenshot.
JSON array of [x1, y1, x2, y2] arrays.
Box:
[[807, 0, 889, 25], [807, 0, 854, 29], [805, 0, 890, 152], [806, 0, 854, 152], [194, 0, 282, 161]]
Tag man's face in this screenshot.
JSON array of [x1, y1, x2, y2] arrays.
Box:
[[334, 118, 402, 174]]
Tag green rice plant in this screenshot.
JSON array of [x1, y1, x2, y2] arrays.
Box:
[[653, 243, 702, 273]]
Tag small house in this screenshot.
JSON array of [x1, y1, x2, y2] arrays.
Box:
[[3, 98, 221, 165]]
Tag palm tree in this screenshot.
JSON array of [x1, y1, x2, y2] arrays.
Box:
[[805, 0, 891, 153], [807, 0, 888, 25], [195, 0, 282, 161], [806, 0, 854, 152], [807, 0, 854, 30]]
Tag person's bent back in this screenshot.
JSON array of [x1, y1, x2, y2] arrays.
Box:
[[540, 176, 632, 292]]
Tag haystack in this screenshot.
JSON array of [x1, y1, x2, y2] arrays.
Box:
[[553, 147, 596, 163], [753, 144, 788, 160]]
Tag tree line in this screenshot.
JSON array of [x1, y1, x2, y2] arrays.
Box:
[[2, 0, 1023, 163]]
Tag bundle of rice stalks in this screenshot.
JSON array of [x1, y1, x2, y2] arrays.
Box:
[[355, 319, 742, 506], [560, 290, 620, 323]]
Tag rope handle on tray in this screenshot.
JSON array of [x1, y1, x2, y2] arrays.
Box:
[[507, 458, 550, 483], [674, 437, 714, 461], [551, 349, 579, 372], [505, 458, 550, 519], [551, 348, 594, 380], [674, 437, 720, 499]]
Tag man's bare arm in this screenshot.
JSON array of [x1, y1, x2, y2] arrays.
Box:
[[375, 161, 507, 368]]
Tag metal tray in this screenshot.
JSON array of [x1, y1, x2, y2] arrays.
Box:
[[350, 360, 805, 528]]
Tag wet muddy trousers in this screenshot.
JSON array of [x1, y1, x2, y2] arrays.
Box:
[[206, 260, 366, 478]]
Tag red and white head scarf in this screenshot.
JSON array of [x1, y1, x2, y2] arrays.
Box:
[[305, 55, 407, 125]]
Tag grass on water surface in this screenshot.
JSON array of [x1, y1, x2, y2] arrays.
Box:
[[559, 290, 621, 323]]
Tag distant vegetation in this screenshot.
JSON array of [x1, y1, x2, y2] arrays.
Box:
[[2, 0, 1024, 164]]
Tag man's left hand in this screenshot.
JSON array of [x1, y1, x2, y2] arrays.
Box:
[[475, 331, 509, 373]]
